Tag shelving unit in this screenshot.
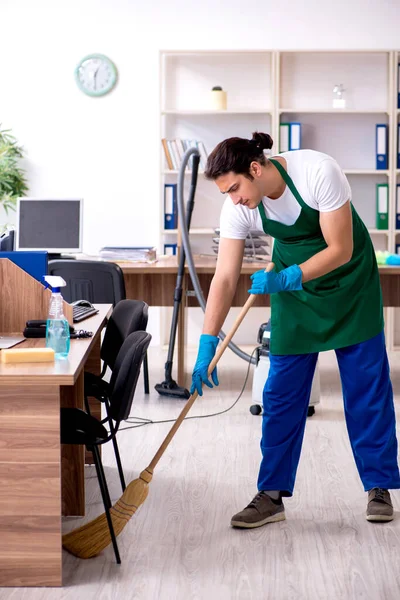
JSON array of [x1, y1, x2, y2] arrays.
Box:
[[160, 49, 400, 347], [160, 50, 274, 257]]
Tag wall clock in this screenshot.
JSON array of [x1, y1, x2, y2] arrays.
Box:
[[75, 54, 117, 97]]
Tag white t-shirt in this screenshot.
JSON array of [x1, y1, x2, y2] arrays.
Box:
[[219, 150, 352, 240]]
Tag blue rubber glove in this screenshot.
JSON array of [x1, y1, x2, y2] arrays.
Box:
[[190, 334, 219, 396], [248, 264, 303, 295]]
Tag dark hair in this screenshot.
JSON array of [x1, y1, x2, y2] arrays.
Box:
[[204, 132, 273, 180]]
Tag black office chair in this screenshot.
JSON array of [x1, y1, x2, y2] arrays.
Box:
[[61, 330, 152, 565], [48, 259, 126, 305], [48, 259, 150, 393], [85, 299, 149, 490]]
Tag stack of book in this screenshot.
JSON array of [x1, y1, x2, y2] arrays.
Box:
[[99, 246, 157, 263], [212, 229, 271, 262], [161, 138, 208, 171]]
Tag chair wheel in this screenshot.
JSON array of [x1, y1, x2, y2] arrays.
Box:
[[250, 404, 262, 415], [307, 406, 315, 417]]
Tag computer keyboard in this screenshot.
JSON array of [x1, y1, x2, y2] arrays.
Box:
[[72, 305, 99, 323]]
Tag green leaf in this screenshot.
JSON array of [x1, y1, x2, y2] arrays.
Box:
[[0, 123, 28, 220]]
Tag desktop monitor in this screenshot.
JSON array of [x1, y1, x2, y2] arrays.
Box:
[[16, 198, 83, 254], [0, 229, 15, 251]]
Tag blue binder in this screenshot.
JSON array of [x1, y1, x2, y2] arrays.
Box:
[[164, 184, 177, 229], [289, 123, 302, 151], [164, 243, 177, 256], [376, 124, 388, 170], [397, 185, 400, 230], [0, 251, 48, 283], [398, 124, 400, 169], [398, 63, 400, 109]]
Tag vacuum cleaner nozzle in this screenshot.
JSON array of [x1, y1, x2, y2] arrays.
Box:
[[154, 381, 190, 400]]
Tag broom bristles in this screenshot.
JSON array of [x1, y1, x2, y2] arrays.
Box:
[[62, 474, 150, 559]]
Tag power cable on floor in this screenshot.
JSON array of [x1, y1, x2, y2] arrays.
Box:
[[118, 346, 259, 432]]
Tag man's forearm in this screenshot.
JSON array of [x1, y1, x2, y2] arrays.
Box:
[[300, 245, 352, 283], [202, 276, 236, 336]]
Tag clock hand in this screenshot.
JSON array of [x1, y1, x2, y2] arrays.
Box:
[[92, 65, 100, 90]]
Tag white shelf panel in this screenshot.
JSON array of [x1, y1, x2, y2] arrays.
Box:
[[280, 109, 388, 114], [164, 168, 390, 176], [162, 228, 214, 235], [164, 169, 389, 177], [190, 228, 215, 234], [163, 170, 205, 175], [163, 109, 272, 115], [164, 228, 391, 237], [344, 169, 389, 175], [161, 50, 274, 56]]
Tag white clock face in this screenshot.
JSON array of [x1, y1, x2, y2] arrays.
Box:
[[75, 54, 117, 97]]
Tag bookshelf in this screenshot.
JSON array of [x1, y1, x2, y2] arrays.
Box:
[[160, 50, 274, 257], [160, 49, 400, 347]]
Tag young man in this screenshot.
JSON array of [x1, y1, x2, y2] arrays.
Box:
[[190, 132, 400, 528]]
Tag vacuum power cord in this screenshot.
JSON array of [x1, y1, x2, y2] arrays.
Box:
[[119, 347, 258, 431]]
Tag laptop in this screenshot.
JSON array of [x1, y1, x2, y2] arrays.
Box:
[[0, 335, 25, 350]]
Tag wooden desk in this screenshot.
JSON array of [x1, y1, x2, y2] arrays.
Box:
[[0, 305, 112, 587], [120, 256, 400, 384]]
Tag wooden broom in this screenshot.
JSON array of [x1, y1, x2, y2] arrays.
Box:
[[62, 262, 275, 559]]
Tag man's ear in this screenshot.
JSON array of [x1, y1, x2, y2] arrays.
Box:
[[250, 161, 262, 178]]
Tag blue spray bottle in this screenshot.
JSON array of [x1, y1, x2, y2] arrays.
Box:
[[43, 275, 70, 359]]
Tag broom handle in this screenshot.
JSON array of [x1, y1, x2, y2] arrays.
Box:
[[147, 261, 275, 472]]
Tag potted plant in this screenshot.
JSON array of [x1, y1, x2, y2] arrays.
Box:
[[0, 125, 28, 233]]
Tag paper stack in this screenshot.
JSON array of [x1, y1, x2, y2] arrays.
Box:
[[99, 246, 157, 263]]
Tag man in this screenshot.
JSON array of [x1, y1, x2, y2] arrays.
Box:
[[190, 132, 400, 528]]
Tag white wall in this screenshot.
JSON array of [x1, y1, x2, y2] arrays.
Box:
[[1, 0, 400, 346]]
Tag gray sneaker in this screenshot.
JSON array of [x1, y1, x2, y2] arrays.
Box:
[[231, 491, 286, 529], [366, 488, 394, 522]]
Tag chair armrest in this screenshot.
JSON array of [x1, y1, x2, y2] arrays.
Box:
[[84, 372, 110, 402]]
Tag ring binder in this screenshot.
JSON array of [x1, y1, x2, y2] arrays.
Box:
[[376, 124, 388, 170]]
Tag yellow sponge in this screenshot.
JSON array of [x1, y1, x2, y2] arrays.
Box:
[[1, 347, 55, 363]]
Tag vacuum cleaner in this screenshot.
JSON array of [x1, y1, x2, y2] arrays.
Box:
[[250, 321, 320, 417], [155, 152, 201, 399], [176, 147, 257, 366]]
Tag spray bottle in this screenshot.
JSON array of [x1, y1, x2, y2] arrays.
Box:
[[43, 275, 70, 359]]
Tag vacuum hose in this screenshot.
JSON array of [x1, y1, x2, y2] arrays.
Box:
[[177, 147, 256, 365]]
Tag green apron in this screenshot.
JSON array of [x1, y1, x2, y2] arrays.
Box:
[[258, 158, 383, 355]]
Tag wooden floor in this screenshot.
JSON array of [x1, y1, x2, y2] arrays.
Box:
[[2, 345, 400, 600]]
